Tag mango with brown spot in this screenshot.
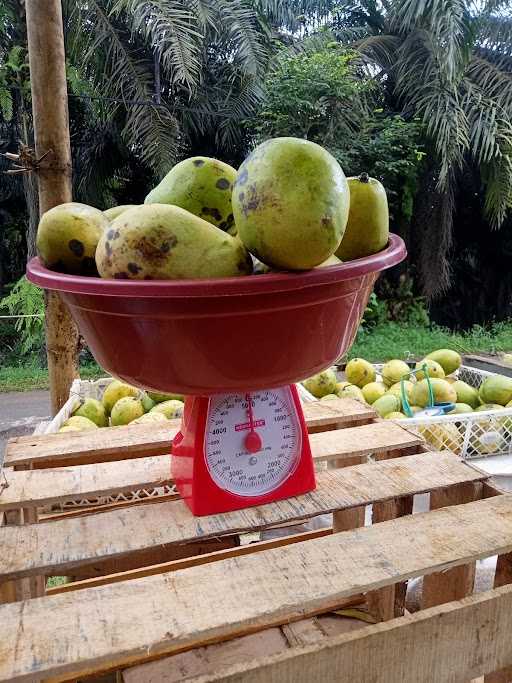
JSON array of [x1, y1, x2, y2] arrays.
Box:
[[95, 204, 253, 280], [144, 157, 237, 234], [36, 202, 108, 275], [232, 137, 349, 270]]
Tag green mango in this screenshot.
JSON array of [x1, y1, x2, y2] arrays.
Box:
[[73, 398, 108, 427], [336, 173, 389, 261], [37, 202, 108, 275], [232, 137, 349, 270], [147, 391, 184, 403], [145, 157, 237, 234], [96, 204, 252, 280], [479, 375, 512, 406], [425, 349, 462, 375]]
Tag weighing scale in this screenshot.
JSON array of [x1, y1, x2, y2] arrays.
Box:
[[27, 234, 406, 517], [172, 386, 315, 515]]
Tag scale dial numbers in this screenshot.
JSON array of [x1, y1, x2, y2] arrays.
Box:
[[205, 387, 302, 497]]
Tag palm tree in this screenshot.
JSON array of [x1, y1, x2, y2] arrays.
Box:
[[331, 0, 512, 296], [62, 0, 273, 177]]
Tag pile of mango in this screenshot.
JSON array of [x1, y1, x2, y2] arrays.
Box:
[[59, 380, 184, 432], [303, 349, 512, 419], [36, 138, 389, 280]]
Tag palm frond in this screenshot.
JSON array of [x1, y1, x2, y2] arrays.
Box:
[[112, 0, 203, 87], [353, 33, 400, 71], [65, 0, 155, 101], [65, 0, 181, 177], [394, 30, 469, 187], [464, 89, 500, 164], [124, 102, 180, 176], [389, 0, 473, 82], [334, 24, 373, 46], [481, 0, 512, 12], [466, 56, 512, 118], [188, 0, 217, 29], [211, 1, 270, 77], [252, 0, 335, 32], [481, 127, 512, 228], [477, 13, 512, 59], [179, 61, 263, 157]]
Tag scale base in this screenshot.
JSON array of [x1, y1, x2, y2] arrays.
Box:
[[172, 386, 316, 516]]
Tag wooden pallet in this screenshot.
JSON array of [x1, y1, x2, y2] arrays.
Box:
[[0, 397, 511, 683]]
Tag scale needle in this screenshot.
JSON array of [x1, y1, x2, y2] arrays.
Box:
[[244, 393, 262, 453]]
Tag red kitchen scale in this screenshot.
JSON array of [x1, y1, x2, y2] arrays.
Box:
[[27, 234, 405, 517], [172, 385, 315, 515]]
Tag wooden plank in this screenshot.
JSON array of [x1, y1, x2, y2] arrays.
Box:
[[309, 421, 422, 464], [0, 513, 16, 604], [3, 399, 373, 469], [64, 536, 241, 583], [148, 585, 512, 683], [332, 505, 365, 532], [123, 613, 364, 683], [0, 456, 173, 511], [123, 629, 290, 683], [296, 398, 375, 428], [1, 418, 416, 512], [46, 529, 334, 595], [0, 452, 485, 581], [422, 482, 482, 608], [484, 552, 512, 683], [367, 495, 413, 621], [4, 420, 182, 469], [1, 495, 512, 682]]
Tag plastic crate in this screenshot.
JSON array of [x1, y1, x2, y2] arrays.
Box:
[[391, 365, 512, 460]]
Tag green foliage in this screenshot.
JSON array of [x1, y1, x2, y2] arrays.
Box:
[[361, 276, 430, 333], [0, 361, 103, 392], [349, 319, 512, 362], [251, 48, 372, 143], [0, 45, 29, 122], [0, 277, 45, 355], [333, 114, 425, 222], [63, 0, 273, 176], [361, 292, 389, 329], [0, 86, 12, 121], [379, 274, 430, 327]]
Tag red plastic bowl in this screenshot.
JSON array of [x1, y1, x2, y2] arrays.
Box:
[[27, 234, 406, 395]]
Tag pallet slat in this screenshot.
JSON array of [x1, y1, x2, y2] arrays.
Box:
[[143, 585, 512, 683], [0, 421, 421, 511], [3, 398, 375, 468], [0, 452, 484, 581], [1, 494, 510, 683], [308, 421, 421, 463], [0, 456, 172, 511]]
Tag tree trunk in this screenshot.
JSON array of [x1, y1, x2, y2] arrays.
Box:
[[25, 0, 79, 414], [23, 172, 39, 259]]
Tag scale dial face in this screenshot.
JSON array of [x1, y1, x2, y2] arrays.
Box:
[[205, 387, 302, 497]]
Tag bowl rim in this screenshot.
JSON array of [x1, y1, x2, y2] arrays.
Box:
[[27, 233, 406, 298]]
